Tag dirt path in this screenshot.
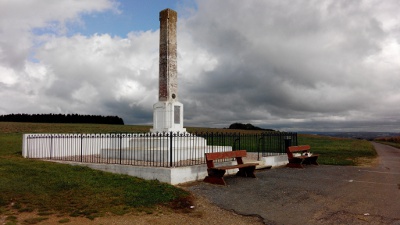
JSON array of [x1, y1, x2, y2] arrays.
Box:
[[0, 194, 263, 225], [189, 142, 400, 225]]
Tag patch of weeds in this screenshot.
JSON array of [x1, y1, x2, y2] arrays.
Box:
[[0, 208, 15, 216], [0, 206, 9, 214], [166, 195, 195, 213], [18, 207, 34, 213], [38, 206, 50, 212], [0, 197, 7, 207], [86, 214, 97, 220], [137, 207, 154, 215], [11, 202, 21, 210], [37, 211, 53, 216], [109, 205, 131, 216], [58, 218, 70, 223], [5, 222, 18, 225], [6, 215, 18, 223], [23, 216, 48, 224], [5, 222, 17, 225], [69, 209, 101, 220], [68, 210, 81, 217], [82, 209, 101, 220]]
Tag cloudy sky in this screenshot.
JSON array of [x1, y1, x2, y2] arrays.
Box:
[[1, 0, 400, 132]]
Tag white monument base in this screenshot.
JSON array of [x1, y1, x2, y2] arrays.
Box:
[[100, 136, 232, 162], [100, 146, 231, 163], [150, 101, 186, 133]]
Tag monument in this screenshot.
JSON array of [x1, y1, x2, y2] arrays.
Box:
[[151, 8, 186, 133], [99, 9, 231, 163]]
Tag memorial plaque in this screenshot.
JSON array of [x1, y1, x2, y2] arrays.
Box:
[[174, 106, 180, 124]]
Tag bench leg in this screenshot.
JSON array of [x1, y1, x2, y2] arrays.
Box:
[[204, 169, 226, 185], [304, 156, 319, 165], [287, 158, 304, 168], [236, 166, 257, 178], [310, 156, 319, 165]]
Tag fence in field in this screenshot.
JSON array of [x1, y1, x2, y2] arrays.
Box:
[[22, 132, 297, 167]]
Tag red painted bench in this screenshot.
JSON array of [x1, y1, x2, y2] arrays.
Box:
[[286, 145, 319, 168], [204, 150, 259, 185]]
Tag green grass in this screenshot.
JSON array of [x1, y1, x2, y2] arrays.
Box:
[[373, 136, 400, 149], [0, 158, 187, 215], [0, 122, 378, 221], [298, 134, 377, 166], [375, 141, 400, 149], [188, 129, 377, 166], [0, 122, 189, 220]]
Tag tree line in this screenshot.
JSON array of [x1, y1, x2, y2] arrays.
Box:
[[228, 122, 275, 131], [0, 113, 124, 125]]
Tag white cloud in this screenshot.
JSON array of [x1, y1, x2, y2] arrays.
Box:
[[1, 0, 400, 131], [0, 0, 119, 114], [32, 31, 160, 117], [0, 66, 18, 86]]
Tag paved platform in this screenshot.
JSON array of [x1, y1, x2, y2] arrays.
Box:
[[188, 142, 400, 225], [52, 153, 286, 185]]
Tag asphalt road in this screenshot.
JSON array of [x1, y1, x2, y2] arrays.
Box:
[[189, 142, 400, 225]]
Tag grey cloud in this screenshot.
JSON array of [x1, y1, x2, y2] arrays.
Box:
[[1, 0, 400, 132], [178, 0, 400, 131]]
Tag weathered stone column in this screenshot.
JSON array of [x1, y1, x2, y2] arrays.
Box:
[[159, 8, 177, 101], [151, 8, 186, 133]]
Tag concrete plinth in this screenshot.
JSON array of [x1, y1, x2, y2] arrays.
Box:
[[100, 146, 231, 163], [150, 101, 186, 133], [129, 135, 206, 148], [53, 153, 285, 185], [101, 135, 231, 162]]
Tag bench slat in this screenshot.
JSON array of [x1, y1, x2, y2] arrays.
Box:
[[205, 150, 247, 161], [210, 163, 259, 171], [288, 145, 310, 152], [292, 154, 319, 159]]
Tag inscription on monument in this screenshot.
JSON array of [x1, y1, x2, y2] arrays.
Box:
[[174, 106, 180, 124]]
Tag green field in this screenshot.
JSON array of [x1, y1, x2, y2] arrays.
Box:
[[0, 122, 378, 222], [0, 122, 190, 221], [374, 136, 400, 149], [298, 134, 377, 165]]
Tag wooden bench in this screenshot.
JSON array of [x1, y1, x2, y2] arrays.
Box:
[[286, 145, 319, 168], [204, 150, 259, 185]]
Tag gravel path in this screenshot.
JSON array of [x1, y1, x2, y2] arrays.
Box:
[[189, 142, 400, 225]]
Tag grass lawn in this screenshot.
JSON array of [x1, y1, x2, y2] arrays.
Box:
[[0, 122, 190, 221], [374, 136, 400, 149], [298, 134, 377, 166], [0, 122, 378, 221]]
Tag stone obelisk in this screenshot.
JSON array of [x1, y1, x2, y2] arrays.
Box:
[[151, 9, 186, 133]]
